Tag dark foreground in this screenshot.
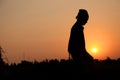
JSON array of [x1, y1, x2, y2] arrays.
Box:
[[0, 58, 120, 80]]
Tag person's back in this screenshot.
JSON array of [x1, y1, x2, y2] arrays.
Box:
[[68, 9, 93, 64]]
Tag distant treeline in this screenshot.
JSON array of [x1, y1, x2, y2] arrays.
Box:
[[0, 58, 120, 80]]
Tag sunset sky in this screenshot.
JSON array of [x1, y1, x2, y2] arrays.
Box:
[[0, 0, 120, 64]]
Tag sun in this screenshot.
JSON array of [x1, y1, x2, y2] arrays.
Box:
[[92, 48, 97, 53]]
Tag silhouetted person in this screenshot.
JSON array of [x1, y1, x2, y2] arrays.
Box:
[[68, 9, 93, 65]]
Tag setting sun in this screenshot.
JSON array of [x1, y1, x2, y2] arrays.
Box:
[[92, 48, 97, 53]]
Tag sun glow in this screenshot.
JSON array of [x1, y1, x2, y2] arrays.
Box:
[[92, 48, 97, 53]]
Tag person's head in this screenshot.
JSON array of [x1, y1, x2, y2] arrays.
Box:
[[76, 9, 89, 25]]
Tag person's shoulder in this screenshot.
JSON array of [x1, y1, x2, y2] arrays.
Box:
[[71, 22, 84, 31]]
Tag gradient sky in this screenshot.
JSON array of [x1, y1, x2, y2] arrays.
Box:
[[0, 0, 120, 64]]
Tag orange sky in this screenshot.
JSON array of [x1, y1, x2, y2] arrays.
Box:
[[0, 0, 120, 64]]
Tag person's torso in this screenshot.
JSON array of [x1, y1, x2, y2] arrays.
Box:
[[68, 22, 86, 53]]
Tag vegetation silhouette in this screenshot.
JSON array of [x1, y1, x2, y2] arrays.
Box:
[[68, 9, 93, 65], [0, 58, 120, 80], [0, 46, 5, 65]]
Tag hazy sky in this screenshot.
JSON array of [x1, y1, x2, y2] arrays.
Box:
[[0, 0, 120, 64]]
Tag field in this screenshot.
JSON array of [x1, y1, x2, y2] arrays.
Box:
[[0, 58, 120, 80]]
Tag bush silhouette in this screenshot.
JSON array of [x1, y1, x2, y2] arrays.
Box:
[[0, 58, 120, 80]]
